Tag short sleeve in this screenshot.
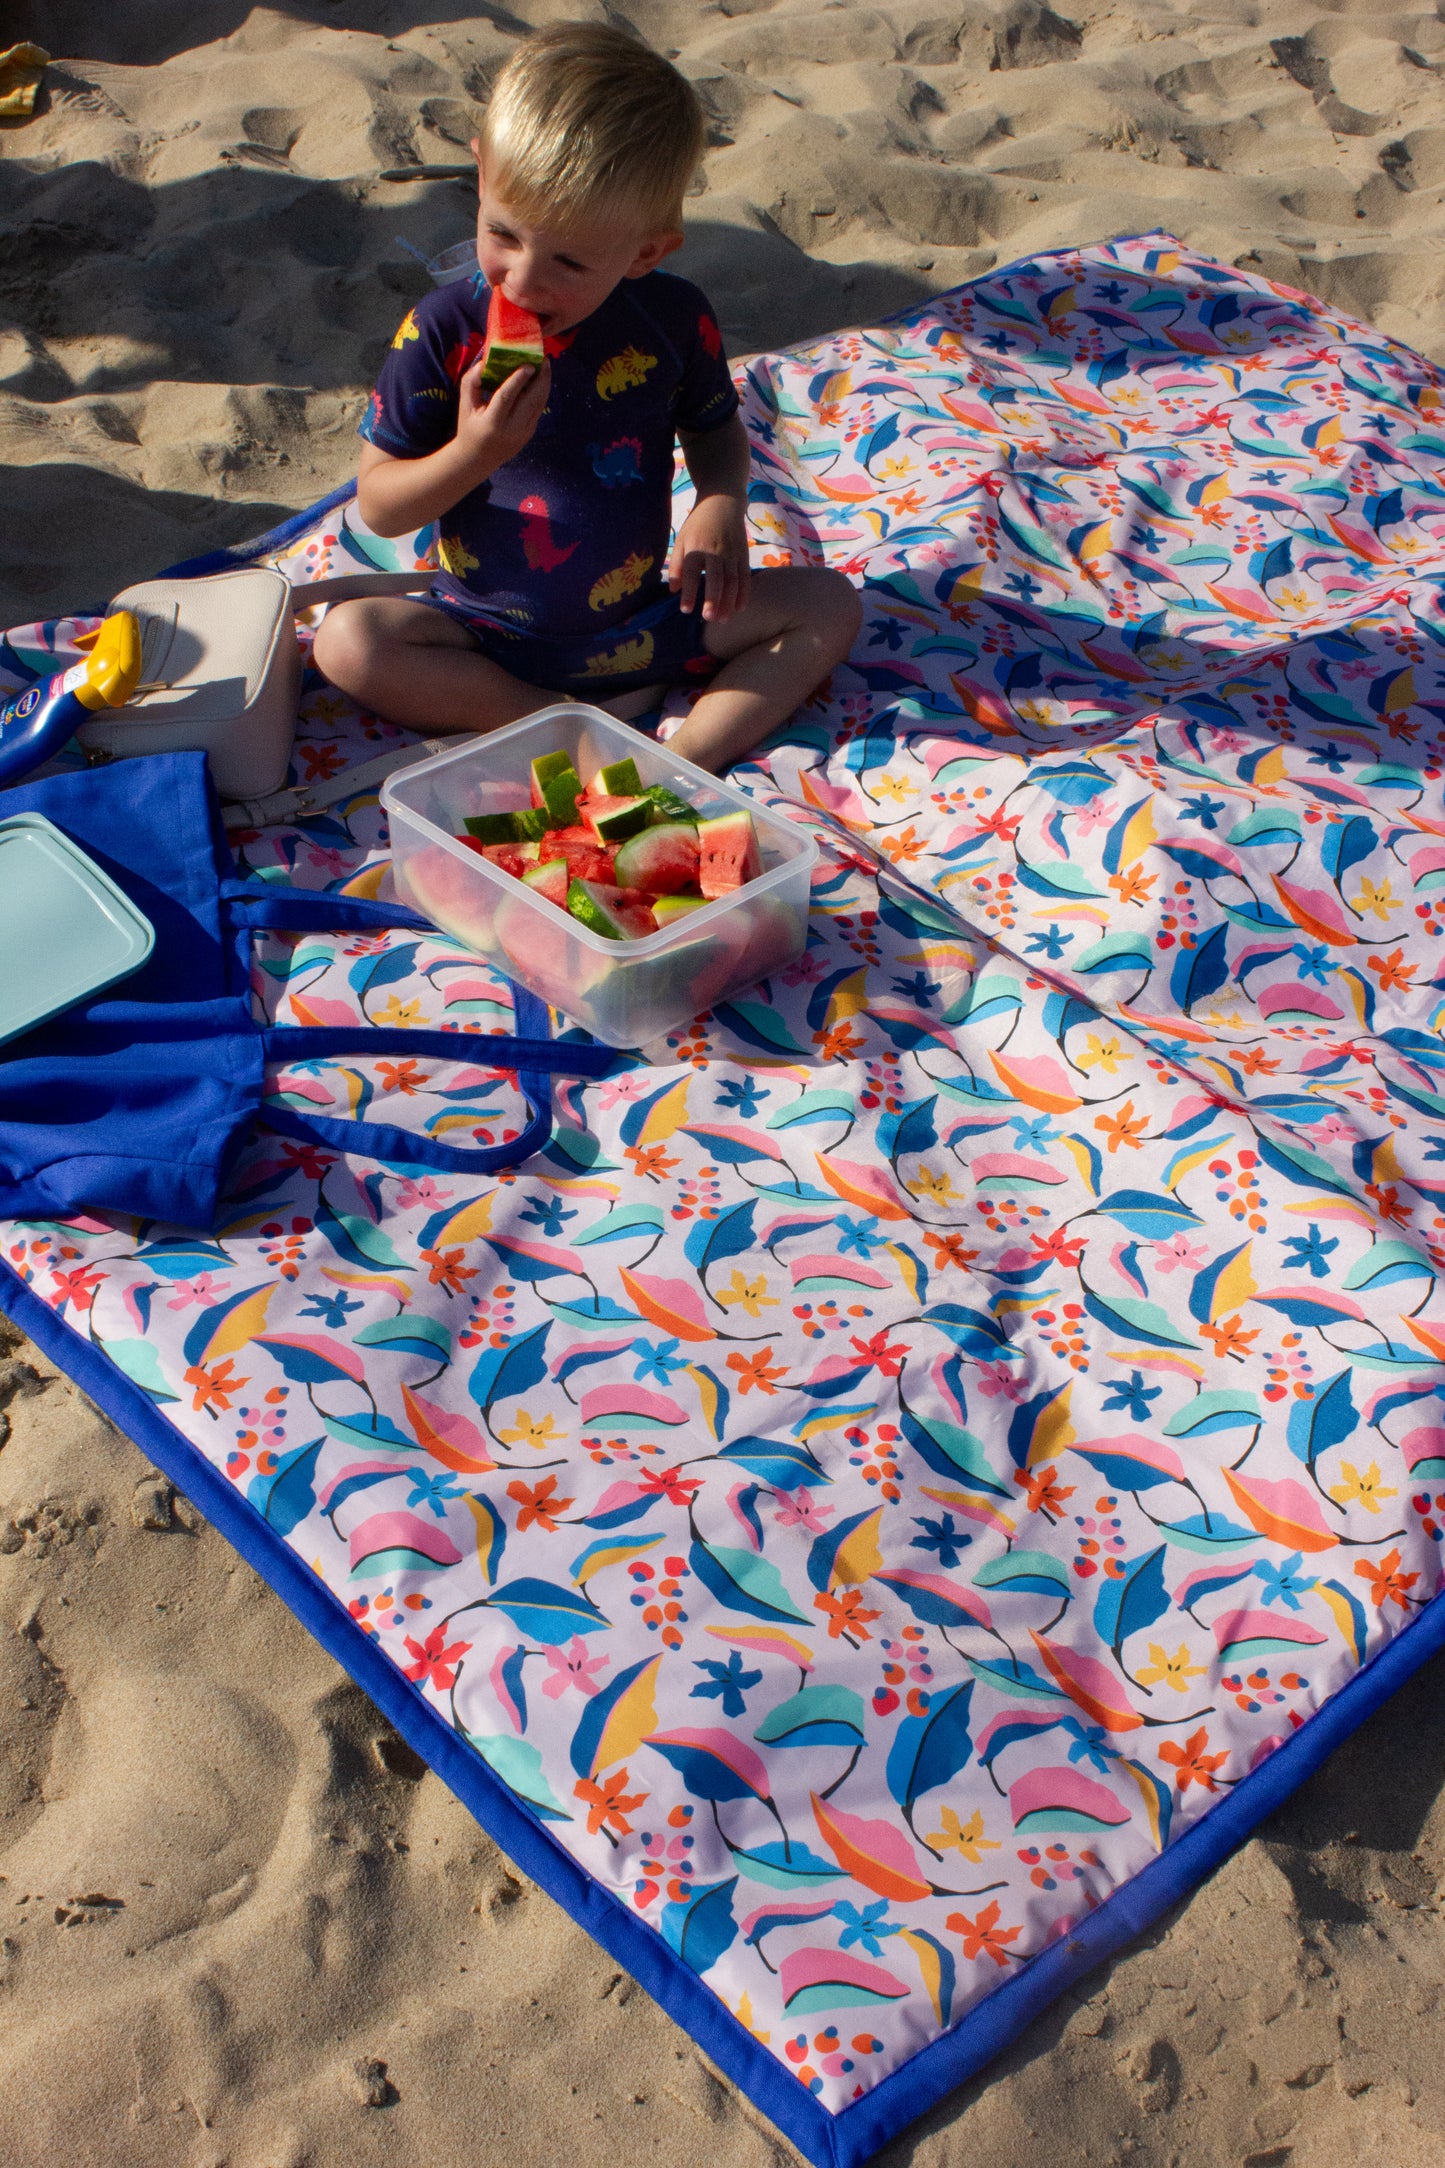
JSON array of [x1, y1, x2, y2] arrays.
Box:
[[673, 294, 739, 436], [359, 298, 474, 457]]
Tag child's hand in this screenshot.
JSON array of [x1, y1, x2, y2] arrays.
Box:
[[456, 354, 551, 473], [669, 494, 751, 621]]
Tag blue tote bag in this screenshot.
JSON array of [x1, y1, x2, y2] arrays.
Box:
[[0, 753, 612, 1229]]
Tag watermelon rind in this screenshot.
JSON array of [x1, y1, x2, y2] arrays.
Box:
[[643, 785, 697, 826], [477, 289, 544, 396], [651, 893, 710, 923], [530, 750, 573, 806], [584, 793, 651, 843], [567, 878, 633, 939], [541, 766, 583, 827], [464, 810, 518, 845], [595, 756, 642, 797], [612, 819, 701, 895]]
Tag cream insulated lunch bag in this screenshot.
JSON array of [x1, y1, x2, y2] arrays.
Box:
[[75, 567, 301, 800]]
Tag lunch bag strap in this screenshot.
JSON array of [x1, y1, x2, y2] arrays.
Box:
[[221, 878, 613, 1172]]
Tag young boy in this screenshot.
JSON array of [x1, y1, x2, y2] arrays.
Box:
[[314, 21, 861, 774]]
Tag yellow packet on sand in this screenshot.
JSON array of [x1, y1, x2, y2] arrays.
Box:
[[0, 42, 48, 121]]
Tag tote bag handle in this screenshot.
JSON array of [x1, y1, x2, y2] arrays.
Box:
[[221, 880, 615, 1174]]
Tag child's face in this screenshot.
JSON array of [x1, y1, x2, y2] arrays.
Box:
[[470, 148, 682, 337]]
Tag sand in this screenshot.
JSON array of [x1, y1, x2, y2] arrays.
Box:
[[4, 3, 1445, 2163]]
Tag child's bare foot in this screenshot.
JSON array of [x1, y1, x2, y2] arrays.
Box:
[[667, 566, 861, 773]]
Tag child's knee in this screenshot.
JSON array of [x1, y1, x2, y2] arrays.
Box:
[[802, 567, 863, 658], [311, 599, 377, 685]]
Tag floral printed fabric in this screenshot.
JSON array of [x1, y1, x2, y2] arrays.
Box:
[[7, 232, 1445, 2150]]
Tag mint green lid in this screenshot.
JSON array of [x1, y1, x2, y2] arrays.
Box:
[[0, 813, 155, 1046]]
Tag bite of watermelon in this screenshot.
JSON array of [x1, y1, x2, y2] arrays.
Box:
[[478, 289, 545, 397]]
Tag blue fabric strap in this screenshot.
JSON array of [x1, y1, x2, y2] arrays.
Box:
[[227, 879, 615, 1172]]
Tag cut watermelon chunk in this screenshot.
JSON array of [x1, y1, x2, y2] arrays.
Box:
[[583, 793, 650, 843], [567, 879, 656, 940], [478, 288, 545, 396], [521, 856, 570, 908], [529, 749, 573, 807], [643, 784, 697, 827], [697, 808, 762, 897], [651, 893, 711, 925], [594, 755, 642, 798], [543, 825, 616, 884], [612, 819, 700, 895], [540, 767, 582, 827]]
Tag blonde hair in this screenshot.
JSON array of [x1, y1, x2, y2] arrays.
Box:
[[479, 22, 704, 232]]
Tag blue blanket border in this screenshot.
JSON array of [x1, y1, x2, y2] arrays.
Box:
[[6, 1251, 1445, 2166]]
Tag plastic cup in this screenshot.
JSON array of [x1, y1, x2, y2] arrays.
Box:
[[428, 240, 478, 286]]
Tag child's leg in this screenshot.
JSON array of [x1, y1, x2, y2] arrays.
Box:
[[313, 597, 563, 735], [312, 598, 661, 732], [667, 567, 862, 773]]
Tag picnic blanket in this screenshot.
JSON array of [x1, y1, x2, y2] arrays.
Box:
[[6, 230, 1445, 2168]]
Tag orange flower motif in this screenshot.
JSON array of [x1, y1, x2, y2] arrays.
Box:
[[1367, 947, 1416, 993], [1235, 1048, 1280, 1076], [1014, 1463, 1076, 1522], [421, 1244, 476, 1292], [726, 1349, 788, 1396], [574, 1767, 647, 1838], [506, 1474, 575, 1533], [1107, 865, 1156, 907], [1094, 1101, 1147, 1153], [1158, 1726, 1227, 1794], [1364, 1182, 1411, 1228], [185, 1357, 248, 1415], [623, 1143, 680, 1181], [945, 1899, 1022, 1967], [1354, 1547, 1420, 1613], [880, 826, 926, 865], [923, 1231, 980, 1270], [378, 1058, 425, 1095], [813, 1587, 882, 1643], [886, 487, 926, 515], [814, 1021, 866, 1062], [1199, 1313, 1260, 1360]]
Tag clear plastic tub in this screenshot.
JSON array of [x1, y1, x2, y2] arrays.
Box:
[[382, 705, 817, 1049], [427, 240, 478, 286]]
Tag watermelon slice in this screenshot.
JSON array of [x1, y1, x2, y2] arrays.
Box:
[[583, 793, 651, 844], [478, 288, 545, 396], [543, 825, 616, 884], [594, 755, 642, 798], [521, 857, 570, 908], [643, 784, 697, 827], [697, 808, 762, 897], [567, 879, 657, 940], [651, 893, 711, 925], [612, 819, 700, 895], [529, 750, 573, 807]]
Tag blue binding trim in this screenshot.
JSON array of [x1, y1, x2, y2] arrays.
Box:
[[157, 481, 358, 579], [4, 1244, 1445, 2168]]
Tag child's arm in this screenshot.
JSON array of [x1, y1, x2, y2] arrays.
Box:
[[670, 413, 752, 622], [357, 355, 551, 538]]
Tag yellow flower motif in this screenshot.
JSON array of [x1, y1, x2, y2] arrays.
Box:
[[734, 1991, 770, 2045], [1276, 584, 1310, 611], [497, 1408, 563, 1451], [391, 308, 419, 348], [927, 1806, 1000, 1862], [876, 453, 916, 480], [715, 1270, 777, 1318], [1078, 1033, 1128, 1074], [1329, 1460, 1397, 1514], [1135, 1642, 1207, 1693], [374, 995, 422, 1028], [1354, 875, 1399, 921], [1201, 1005, 1244, 1032], [872, 772, 914, 804], [908, 1164, 959, 1206]]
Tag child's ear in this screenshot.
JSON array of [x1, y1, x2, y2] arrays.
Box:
[[624, 227, 684, 278]]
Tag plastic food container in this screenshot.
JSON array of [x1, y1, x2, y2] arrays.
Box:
[[383, 705, 816, 1048], [0, 812, 155, 1046], [427, 240, 478, 286]]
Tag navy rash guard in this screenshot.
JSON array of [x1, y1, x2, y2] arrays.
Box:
[[360, 268, 739, 691]]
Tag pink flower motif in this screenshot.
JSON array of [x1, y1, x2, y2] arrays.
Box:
[[1073, 800, 1119, 837], [1154, 1233, 1210, 1274], [1209, 729, 1246, 755], [542, 1635, 610, 1700], [598, 1073, 653, 1110], [1313, 1114, 1357, 1147], [303, 844, 348, 876], [976, 1362, 1026, 1402], [772, 1487, 836, 1535], [395, 1176, 452, 1210], [166, 1271, 232, 1311], [782, 949, 828, 986]]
